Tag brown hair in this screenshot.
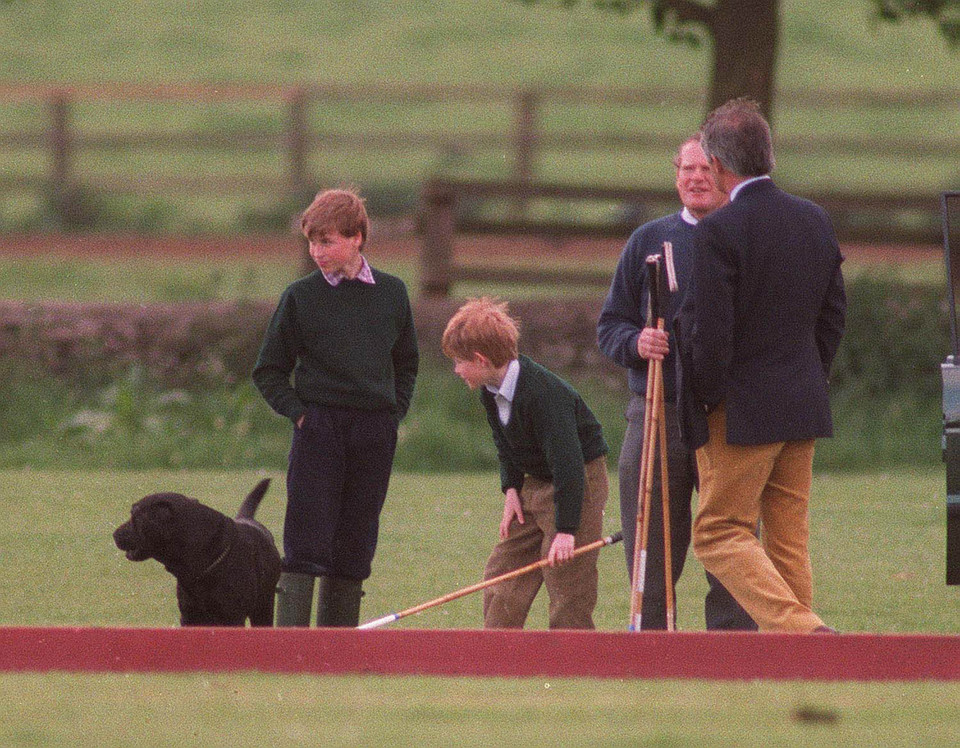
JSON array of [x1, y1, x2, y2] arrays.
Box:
[[441, 296, 520, 367], [300, 188, 370, 248]]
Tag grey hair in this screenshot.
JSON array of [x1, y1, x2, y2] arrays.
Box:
[[700, 98, 775, 177]]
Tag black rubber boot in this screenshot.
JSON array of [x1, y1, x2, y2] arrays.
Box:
[[316, 575, 364, 627], [275, 572, 315, 627]]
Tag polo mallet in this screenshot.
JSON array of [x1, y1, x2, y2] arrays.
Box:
[[660, 241, 679, 631], [628, 243, 678, 631], [358, 531, 623, 629], [629, 255, 662, 631]]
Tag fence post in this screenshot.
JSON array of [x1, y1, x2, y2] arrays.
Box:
[[48, 91, 75, 226], [286, 86, 311, 197], [420, 180, 457, 298], [512, 88, 538, 217], [285, 87, 315, 274]]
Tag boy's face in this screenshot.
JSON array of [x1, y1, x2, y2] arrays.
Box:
[[452, 353, 500, 390], [305, 229, 362, 275]]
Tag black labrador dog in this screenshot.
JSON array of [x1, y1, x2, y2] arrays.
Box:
[[113, 478, 282, 626]]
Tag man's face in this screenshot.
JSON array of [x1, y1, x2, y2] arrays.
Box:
[[675, 141, 726, 220]]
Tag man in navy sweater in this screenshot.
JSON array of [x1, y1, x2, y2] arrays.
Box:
[[598, 136, 755, 630]]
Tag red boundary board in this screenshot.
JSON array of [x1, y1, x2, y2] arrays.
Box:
[[1, 627, 959, 681]]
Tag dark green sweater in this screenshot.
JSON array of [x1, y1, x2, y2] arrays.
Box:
[[481, 355, 608, 533], [252, 268, 418, 423]]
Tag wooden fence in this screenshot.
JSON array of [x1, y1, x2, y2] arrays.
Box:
[[0, 82, 954, 248], [418, 178, 942, 297], [1, 82, 957, 198]]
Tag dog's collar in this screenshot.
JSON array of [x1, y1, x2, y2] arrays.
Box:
[[200, 537, 233, 578]]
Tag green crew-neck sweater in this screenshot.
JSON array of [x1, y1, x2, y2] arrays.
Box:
[[252, 268, 418, 423], [481, 355, 607, 533]]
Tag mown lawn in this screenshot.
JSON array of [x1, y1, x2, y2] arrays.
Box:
[[0, 468, 956, 746]]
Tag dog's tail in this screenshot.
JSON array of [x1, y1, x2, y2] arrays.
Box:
[[237, 478, 271, 520]]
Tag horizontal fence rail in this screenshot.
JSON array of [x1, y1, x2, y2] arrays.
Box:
[[0, 82, 955, 238], [417, 178, 943, 297]]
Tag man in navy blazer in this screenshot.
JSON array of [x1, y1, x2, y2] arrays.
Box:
[[675, 98, 846, 632]]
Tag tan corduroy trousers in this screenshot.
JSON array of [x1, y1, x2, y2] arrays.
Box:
[[693, 405, 824, 632], [482, 456, 608, 629]]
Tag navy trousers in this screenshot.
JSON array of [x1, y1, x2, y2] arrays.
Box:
[[619, 395, 756, 630], [283, 404, 398, 581]]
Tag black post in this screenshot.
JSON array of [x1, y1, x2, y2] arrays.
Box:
[[511, 88, 538, 219], [940, 191, 960, 585]]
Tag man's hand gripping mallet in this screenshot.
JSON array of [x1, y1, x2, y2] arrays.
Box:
[[629, 242, 678, 631]]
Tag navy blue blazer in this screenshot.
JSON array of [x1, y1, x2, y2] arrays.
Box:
[[675, 179, 846, 449]]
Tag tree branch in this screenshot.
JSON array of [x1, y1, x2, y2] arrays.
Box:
[[662, 0, 715, 28]]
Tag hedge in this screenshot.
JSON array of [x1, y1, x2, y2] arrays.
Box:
[[0, 275, 950, 400]]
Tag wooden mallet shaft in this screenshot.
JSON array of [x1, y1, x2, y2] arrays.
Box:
[[358, 532, 623, 630]]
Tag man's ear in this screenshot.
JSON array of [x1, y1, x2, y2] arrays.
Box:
[[709, 155, 730, 192]]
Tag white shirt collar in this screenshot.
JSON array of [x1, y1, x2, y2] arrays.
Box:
[[486, 359, 520, 402], [680, 207, 699, 226], [729, 175, 771, 202]]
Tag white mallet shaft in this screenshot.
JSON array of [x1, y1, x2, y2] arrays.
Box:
[[663, 241, 678, 293]]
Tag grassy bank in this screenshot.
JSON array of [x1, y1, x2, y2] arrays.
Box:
[[0, 248, 948, 473], [0, 356, 943, 474]]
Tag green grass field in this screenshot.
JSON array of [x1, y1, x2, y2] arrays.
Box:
[[1, 2, 958, 741], [1, 675, 958, 747], [4, 1, 957, 92], [0, 467, 956, 745], [2, 469, 951, 631]]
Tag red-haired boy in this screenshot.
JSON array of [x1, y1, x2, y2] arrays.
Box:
[[442, 297, 608, 628]]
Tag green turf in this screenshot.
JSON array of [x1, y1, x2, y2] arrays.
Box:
[[0, 467, 957, 746], [0, 255, 303, 303], [0, 675, 958, 747], [0, 468, 952, 631], [3, 1, 956, 91]]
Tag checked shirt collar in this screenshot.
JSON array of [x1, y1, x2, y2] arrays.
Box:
[[321, 256, 375, 287]]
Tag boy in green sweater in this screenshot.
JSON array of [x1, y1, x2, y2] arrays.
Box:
[[442, 297, 608, 629], [253, 188, 418, 627]]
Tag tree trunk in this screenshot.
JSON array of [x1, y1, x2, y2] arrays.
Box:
[[706, 0, 780, 126]]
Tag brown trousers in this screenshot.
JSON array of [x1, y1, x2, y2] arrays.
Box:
[[693, 405, 824, 632], [482, 456, 608, 629]]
